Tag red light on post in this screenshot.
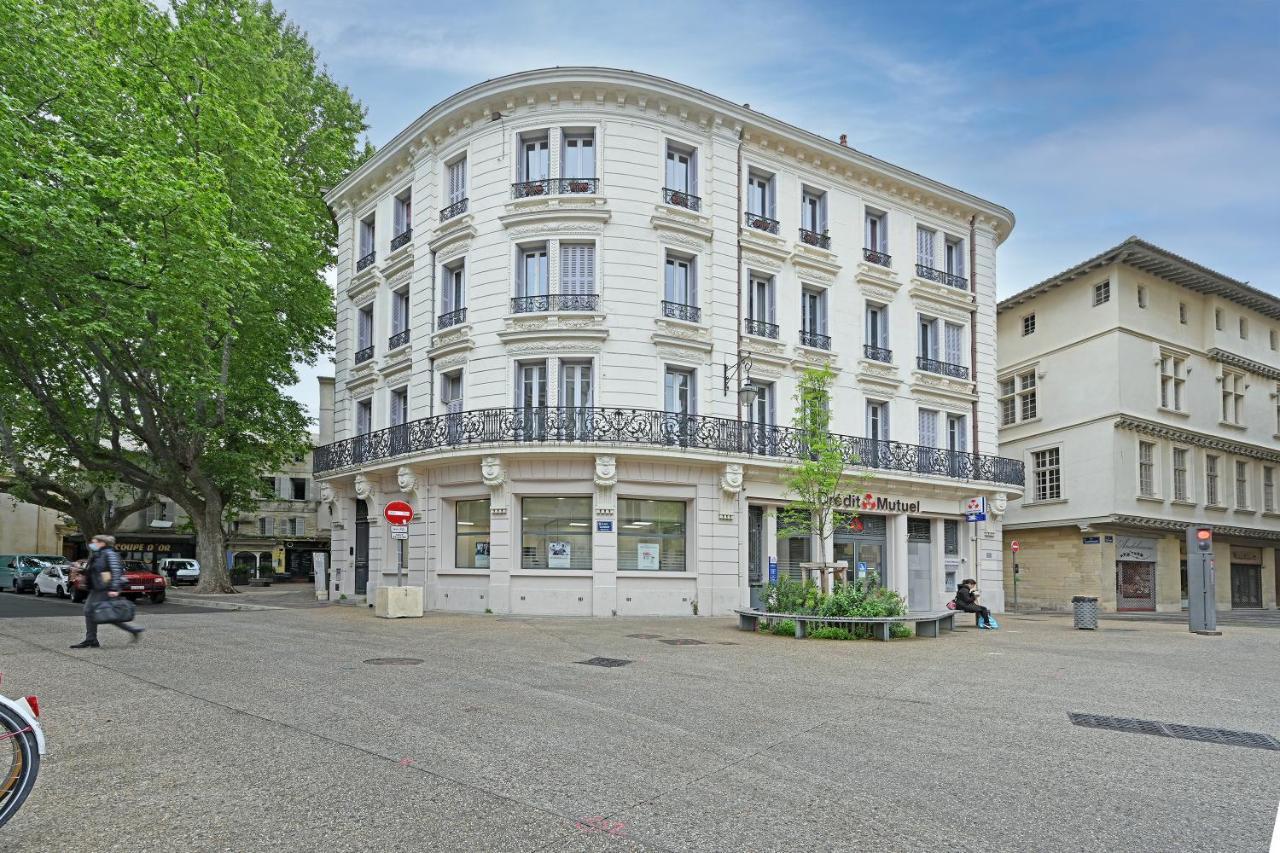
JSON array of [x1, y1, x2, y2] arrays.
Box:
[[1196, 529, 1211, 541]]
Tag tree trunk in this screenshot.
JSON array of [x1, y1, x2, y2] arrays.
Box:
[[191, 499, 237, 593]]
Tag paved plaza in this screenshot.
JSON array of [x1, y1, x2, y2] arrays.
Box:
[[1, 592, 1276, 852]]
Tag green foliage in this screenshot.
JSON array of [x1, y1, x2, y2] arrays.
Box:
[[761, 576, 907, 619], [889, 623, 913, 639], [768, 619, 796, 636], [807, 626, 853, 640], [761, 574, 822, 614]]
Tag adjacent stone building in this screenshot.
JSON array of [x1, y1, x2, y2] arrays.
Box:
[[997, 238, 1280, 612], [314, 67, 1023, 616]]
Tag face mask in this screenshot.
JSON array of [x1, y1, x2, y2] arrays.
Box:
[[88, 543, 101, 552]]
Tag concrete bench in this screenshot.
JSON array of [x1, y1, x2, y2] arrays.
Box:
[[735, 608, 958, 641], [248, 577, 273, 587]]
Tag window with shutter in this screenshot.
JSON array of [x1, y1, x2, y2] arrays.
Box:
[[944, 323, 964, 365], [666, 144, 694, 192], [356, 398, 372, 435], [916, 226, 935, 268], [918, 409, 938, 447], [947, 414, 967, 452], [560, 244, 595, 295], [392, 288, 409, 334], [441, 372, 463, 414], [357, 305, 373, 349], [518, 246, 548, 297], [447, 158, 466, 203], [521, 134, 549, 181]]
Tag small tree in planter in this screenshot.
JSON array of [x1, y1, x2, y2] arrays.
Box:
[[776, 365, 867, 592]]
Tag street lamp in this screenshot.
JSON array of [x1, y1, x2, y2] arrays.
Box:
[[723, 353, 757, 408]]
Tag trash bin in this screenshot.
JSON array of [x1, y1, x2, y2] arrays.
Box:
[[1072, 595, 1098, 630]]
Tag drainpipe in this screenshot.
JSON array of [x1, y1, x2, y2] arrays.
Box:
[[427, 248, 437, 418], [735, 128, 745, 427], [968, 214, 979, 456]]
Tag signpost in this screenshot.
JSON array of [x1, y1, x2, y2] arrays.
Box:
[[768, 556, 778, 585], [383, 501, 414, 525], [384, 501, 414, 587], [1010, 540, 1021, 611], [1185, 526, 1219, 635]]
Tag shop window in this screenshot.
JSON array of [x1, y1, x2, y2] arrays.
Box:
[[618, 499, 687, 572], [521, 497, 592, 570], [455, 499, 491, 568]]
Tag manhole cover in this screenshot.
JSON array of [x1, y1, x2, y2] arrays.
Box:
[[1069, 712, 1280, 751], [625, 633, 662, 639], [578, 657, 632, 668], [363, 658, 424, 666], [659, 639, 706, 646]]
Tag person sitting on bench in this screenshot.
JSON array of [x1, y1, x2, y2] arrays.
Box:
[[955, 579, 995, 629]]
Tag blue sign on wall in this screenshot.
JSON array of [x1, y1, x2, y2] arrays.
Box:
[[768, 557, 778, 584], [596, 520, 613, 532], [1082, 535, 1100, 544]]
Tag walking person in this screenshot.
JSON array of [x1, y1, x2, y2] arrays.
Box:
[[954, 578, 996, 629], [70, 534, 144, 648]]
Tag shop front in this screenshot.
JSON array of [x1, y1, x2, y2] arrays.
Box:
[[67, 534, 196, 569]]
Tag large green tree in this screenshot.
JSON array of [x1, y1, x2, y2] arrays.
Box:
[[0, 0, 365, 590]]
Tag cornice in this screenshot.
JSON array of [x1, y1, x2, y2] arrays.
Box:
[[1206, 348, 1280, 381], [324, 68, 1015, 239], [1110, 514, 1280, 541], [1113, 416, 1280, 463]]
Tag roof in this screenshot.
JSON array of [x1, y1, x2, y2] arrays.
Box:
[[998, 237, 1280, 320], [324, 67, 1014, 237]]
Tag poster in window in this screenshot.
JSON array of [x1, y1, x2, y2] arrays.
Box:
[[548, 541, 571, 569], [637, 542, 660, 571], [474, 541, 490, 568]]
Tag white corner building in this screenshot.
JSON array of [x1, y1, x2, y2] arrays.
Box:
[[997, 238, 1280, 612], [316, 68, 1021, 616]]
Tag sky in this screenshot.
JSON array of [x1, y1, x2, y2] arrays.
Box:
[[280, 0, 1280, 419]]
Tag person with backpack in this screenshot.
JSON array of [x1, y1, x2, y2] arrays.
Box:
[[70, 534, 144, 648], [954, 578, 996, 629]]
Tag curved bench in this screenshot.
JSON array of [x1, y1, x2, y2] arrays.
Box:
[[735, 608, 958, 641]]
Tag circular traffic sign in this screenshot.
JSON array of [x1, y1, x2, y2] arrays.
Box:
[[1010, 540, 1020, 553], [384, 500, 414, 524]]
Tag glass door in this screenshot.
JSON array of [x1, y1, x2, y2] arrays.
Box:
[[559, 361, 593, 440], [517, 362, 547, 439]]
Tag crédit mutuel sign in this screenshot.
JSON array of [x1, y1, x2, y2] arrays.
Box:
[[827, 492, 922, 514]]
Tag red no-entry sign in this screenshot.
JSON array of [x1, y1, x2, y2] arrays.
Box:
[[384, 500, 414, 525], [1010, 540, 1021, 553]]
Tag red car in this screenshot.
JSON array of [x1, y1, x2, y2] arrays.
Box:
[[70, 560, 167, 604]]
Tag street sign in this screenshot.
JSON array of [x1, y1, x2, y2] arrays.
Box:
[[1010, 540, 1020, 553], [390, 524, 408, 540], [768, 557, 778, 584], [384, 500, 414, 525], [965, 512, 986, 522], [596, 520, 613, 532]]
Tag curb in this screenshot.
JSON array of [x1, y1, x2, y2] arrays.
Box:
[[164, 595, 284, 612]]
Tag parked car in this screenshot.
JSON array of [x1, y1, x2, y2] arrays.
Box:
[[33, 563, 73, 598], [159, 558, 200, 586], [0, 555, 70, 594], [71, 560, 167, 604]]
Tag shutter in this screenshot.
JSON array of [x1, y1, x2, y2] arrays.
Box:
[[265, 517, 274, 537], [767, 181, 776, 219], [689, 260, 697, 307], [449, 159, 466, 202], [561, 245, 594, 295], [441, 270, 453, 313], [953, 241, 965, 276], [917, 227, 934, 267], [918, 410, 936, 447], [819, 291, 828, 335], [945, 323, 963, 365]]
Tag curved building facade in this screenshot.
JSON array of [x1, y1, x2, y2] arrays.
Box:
[[316, 68, 1022, 616]]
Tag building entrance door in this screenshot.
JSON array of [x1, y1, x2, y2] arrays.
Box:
[[1230, 565, 1262, 608], [354, 499, 369, 596], [906, 518, 932, 612], [1116, 561, 1155, 611], [748, 505, 764, 609], [833, 514, 886, 586]]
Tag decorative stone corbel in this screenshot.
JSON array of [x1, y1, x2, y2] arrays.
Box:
[[319, 481, 344, 529], [719, 463, 744, 521], [991, 492, 1008, 519], [396, 465, 427, 509], [481, 455, 508, 516], [593, 455, 617, 515], [353, 473, 373, 501]]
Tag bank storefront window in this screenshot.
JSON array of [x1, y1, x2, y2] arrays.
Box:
[[522, 497, 592, 570], [455, 499, 491, 568], [619, 499, 687, 571], [833, 513, 887, 585]]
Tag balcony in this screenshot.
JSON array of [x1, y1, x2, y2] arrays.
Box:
[[661, 301, 702, 323], [799, 330, 831, 350], [863, 344, 893, 363], [312, 405, 1025, 487], [511, 178, 599, 199], [388, 329, 410, 350], [511, 294, 600, 314], [354, 345, 374, 365], [744, 318, 779, 339], [799, 228, 831, 250], [390, 228, 412, 252], [915, 264, 968, 290], [438, 307, 467, 329], [916, 356, 970, 380], [355, 251, 376, 273], [440, 198, 468, 221], [662, 187, 701, 211], [863, 248, 892, 267], [744, 211, 780, 234]]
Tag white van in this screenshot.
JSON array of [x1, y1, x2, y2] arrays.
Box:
[[158, 558, 200, 585]]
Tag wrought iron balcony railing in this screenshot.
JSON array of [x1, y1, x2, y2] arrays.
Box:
[[916, 356, 970, 380], [511, 294, 600, 314], [863, 344, 893, 363], [661, 301, 701, 323], [799, 330, 832, 350], [799, 228, 831, 249], [354, 345, 374, 365], [662, 187, 701, 211], [355, 251, 376, 272], [863, 248, 892, 267], [744, 211, 780, 234], [390, 228, 412, 252], [511, 178, 599, 199], [437, 307, 467, 329], [915, 264, 968, 290], [744, 318, 779, 339], [440, 198, 468, 221], [388, 329, 410, 350], [312, 405, 1025, 486]]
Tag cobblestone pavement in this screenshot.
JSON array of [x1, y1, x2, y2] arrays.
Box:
[[1, 593, 1277, 852]]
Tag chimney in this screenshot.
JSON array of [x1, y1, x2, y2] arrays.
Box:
[[839, 133, 848, 146]]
